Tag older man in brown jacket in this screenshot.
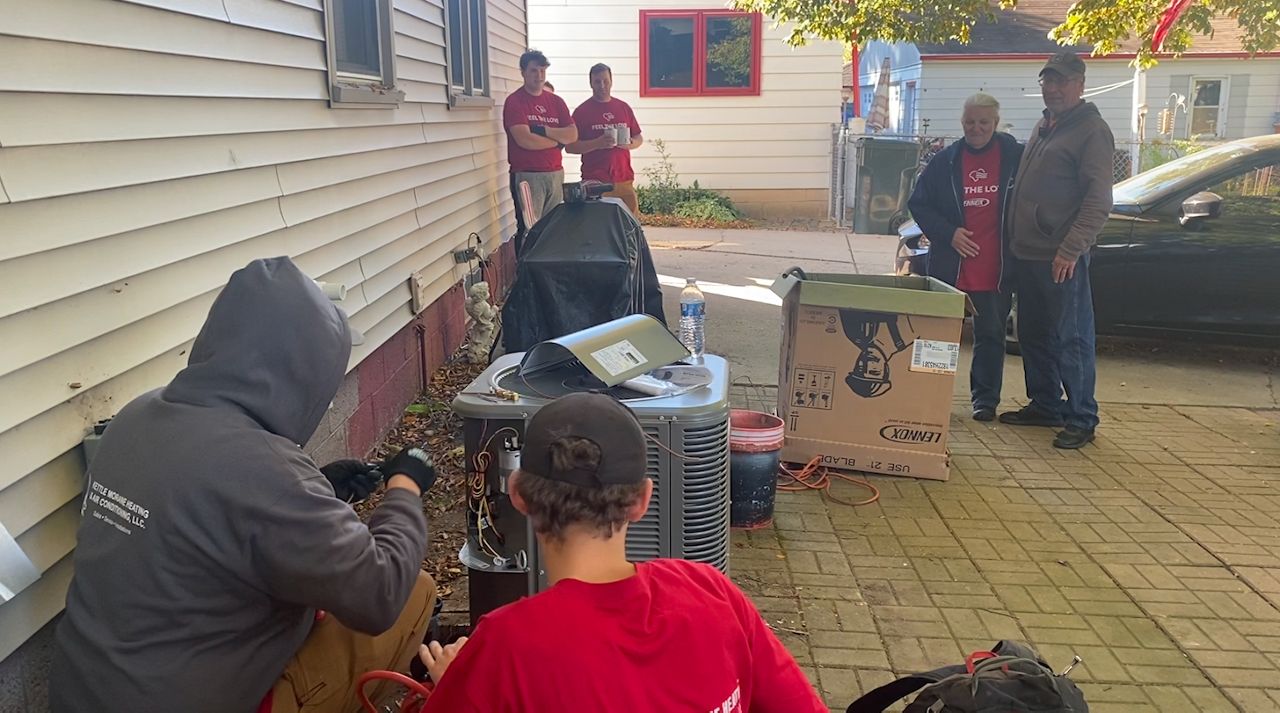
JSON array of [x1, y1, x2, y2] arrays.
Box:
[[1000, 52, 1114, 450]]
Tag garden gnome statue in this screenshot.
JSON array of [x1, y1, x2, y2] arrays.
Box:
[[464, 281, 498, 363]]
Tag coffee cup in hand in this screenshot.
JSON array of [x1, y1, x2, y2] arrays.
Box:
[[601, 132, 617, 149], [615, 125, 631, 146]]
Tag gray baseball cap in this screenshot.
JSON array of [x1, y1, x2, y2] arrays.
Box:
[[1040, 52, 1086, 79], [520, 393, 647, 488]]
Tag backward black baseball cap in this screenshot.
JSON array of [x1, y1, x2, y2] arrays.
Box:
[[1040, 52, 1086, 79], [520, 393, 647, 488]]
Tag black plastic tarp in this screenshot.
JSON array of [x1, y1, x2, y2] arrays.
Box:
[[501, 199, 667, 353]]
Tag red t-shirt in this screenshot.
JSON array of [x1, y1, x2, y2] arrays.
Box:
[[572, 97, 642, 182], [956, 141, 1003, 293], [503, 88, 573, 173], [421, 559, 826, 713]]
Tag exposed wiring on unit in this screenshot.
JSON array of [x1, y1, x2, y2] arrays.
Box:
[[469, 426, 520, 562]]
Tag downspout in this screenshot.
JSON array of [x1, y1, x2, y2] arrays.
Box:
[[1131, 67, 1147, 173]]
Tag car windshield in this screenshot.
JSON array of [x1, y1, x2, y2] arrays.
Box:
[[1113, 143, 1258, 207]]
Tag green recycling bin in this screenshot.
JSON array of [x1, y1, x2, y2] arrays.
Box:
[[847, 137, 921, 235]]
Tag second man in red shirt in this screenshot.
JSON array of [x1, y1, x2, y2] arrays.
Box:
[[567, 63, 645, 217]]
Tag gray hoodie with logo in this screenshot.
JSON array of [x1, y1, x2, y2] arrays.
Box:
[[50, 257, 428, 713]]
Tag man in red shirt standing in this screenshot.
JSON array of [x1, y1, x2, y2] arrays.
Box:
[[417, 393, 827, 713], [907, 93, 1023, 422], [567, 63, 645, 216], [503, 50, 577, 245]]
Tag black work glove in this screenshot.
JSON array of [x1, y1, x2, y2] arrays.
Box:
[[319, 460, 384, 503], [382, 447, 437, 494]]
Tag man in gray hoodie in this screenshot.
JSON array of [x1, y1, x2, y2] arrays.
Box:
[[1001, 52, 1114, 450], [50, 257, 438, 713]]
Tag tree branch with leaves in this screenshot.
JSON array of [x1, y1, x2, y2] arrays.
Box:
[[731, 0, 1280, 67]]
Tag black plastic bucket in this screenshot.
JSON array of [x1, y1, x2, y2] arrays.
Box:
[[729, 410, 784, 529]]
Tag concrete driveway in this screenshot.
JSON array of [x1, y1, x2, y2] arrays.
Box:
[[646, 226, 1280, 410], [646, 226, 1280, 712]]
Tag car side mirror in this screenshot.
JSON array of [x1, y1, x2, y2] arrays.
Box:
[[1180, 191, 1223, 226]]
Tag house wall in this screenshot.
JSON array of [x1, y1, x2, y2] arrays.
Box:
[[856, 41, 923, 134], [0, 0, 524, 706], [527, 0, 844, 218], [916, 57, 1280, 143]]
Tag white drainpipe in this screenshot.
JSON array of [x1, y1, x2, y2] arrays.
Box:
[[1131, 66, 1148, 174]]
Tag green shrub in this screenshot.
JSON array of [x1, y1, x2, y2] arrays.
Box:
[[674, 197, 741, 222], [638, 184, 738, 216], [637, 138, 742, 219], [1138, 137, 1208, 173]]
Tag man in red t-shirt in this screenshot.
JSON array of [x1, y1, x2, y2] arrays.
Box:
[[567, 63, 644, 216], [907, 93, 1023, 422], [417, 393, 826, 713], [502, 50, 577, 245]]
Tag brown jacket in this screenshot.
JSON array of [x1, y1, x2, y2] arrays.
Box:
[[1008, 101, 1115, 261]]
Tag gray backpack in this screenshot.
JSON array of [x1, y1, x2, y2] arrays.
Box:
[[847, 641, 1088, 713]]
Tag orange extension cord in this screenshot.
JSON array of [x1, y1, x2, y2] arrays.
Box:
[[357, 671, 433, 713], [777, 455, 880, 508]]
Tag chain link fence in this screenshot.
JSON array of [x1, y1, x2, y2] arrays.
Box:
[[1107, 141, 1196, 182], [828, 124, 849, 224], [827, 128, 959, 228]]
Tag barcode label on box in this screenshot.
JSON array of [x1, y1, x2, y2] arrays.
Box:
[[909, 339, 960, 375], [591, 339, 647, 376]]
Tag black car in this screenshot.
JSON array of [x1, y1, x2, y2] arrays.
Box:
[[896, 134, 1280, 349]]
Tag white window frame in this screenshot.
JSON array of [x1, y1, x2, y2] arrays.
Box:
[[445, 0, 493, 109], [323, 0, 404, 107], [1187, 76, 1229, 139]]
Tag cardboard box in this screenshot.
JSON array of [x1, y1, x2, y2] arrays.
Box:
[[771, 272, 971, 481]]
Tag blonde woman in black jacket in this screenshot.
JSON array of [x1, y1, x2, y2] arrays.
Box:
[[907, 92, 1024, 423]]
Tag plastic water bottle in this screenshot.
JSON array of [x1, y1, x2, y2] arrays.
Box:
[[679, 277, 706, 360]]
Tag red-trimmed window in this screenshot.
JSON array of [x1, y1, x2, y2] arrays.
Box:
[[639, 10, 762, 97]]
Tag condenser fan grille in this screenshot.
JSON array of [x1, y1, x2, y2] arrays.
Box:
[[677, 419, 731, 570], [624, 424, 665, 561]]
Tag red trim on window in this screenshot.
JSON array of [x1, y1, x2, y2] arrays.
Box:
[[639, 9, 762, 98]]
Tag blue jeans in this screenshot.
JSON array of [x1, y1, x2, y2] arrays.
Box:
[[1013, 256, 1099, 431], [969, 290, 1012, 411]]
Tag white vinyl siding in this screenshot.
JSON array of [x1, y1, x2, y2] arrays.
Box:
[[916, 57, 1280, 143], [0, 0, 523, 660], [527, 0, 843, 191]]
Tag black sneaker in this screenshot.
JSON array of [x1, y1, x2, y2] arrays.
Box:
[[998, 404, 1065, 427], [1054, 427, 1096, 449], [972, 407, 996, 422]]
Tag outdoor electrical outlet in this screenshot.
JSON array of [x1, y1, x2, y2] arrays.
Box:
[[453, 247, 479, 264]]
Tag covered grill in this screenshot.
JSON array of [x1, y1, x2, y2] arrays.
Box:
[[500, 199, 665, 354]]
